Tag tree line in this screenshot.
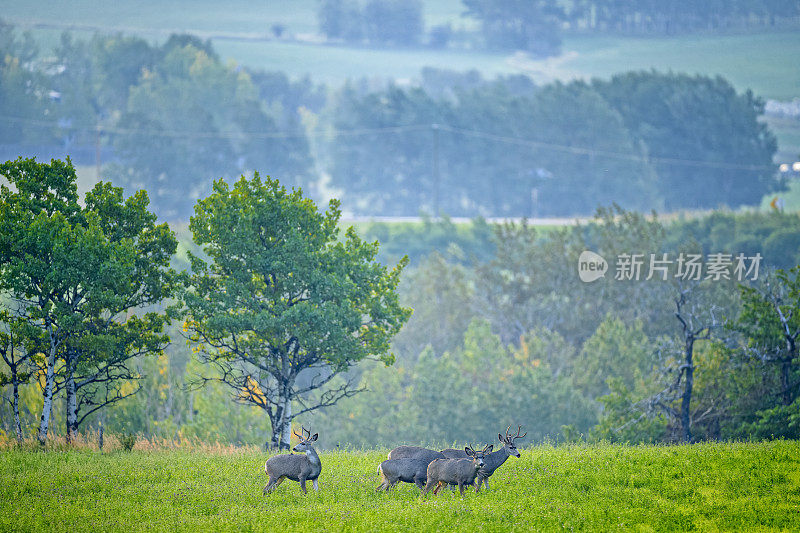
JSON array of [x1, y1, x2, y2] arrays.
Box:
[[0, 21, 780, 220], [312, 207, 800, 446], [5, 170, 800, 447], [316, 0, 800, 57], [0, 158, 409, 449]]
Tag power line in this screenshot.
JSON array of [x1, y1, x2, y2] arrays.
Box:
[[1, 115, 774, 172]]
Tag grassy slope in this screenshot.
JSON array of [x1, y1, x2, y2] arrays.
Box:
[[1, 442, 798, 532]]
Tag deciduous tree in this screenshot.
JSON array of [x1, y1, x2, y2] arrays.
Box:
[[183, 174, 411, 449]]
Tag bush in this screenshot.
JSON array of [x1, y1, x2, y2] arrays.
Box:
[[120, 433, 136, 452]]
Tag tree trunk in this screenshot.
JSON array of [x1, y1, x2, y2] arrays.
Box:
[[12, 373, 22, 442], [780, 359, 792, 406], [65, 370, 78, 442], [680, 338, 694, 443], [37, 342, 58, 445], [281, 398, 292, 448], [268, 395, 293, 450]]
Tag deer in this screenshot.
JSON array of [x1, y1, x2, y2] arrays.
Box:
[[387, 445, 445, 464], [263, 426, 321, 495], [375, 458, 429, 491], [439, 425, 527, 491], [422, 444, 491, 496]]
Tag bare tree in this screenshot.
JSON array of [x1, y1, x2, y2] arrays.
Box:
[[648, 283, 722, 442]]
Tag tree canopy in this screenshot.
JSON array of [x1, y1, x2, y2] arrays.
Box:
[[183, 173, 411, 448]]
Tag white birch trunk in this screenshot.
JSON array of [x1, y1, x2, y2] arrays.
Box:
[[281, 398, 292, 449], [37, 342, 57, 445]]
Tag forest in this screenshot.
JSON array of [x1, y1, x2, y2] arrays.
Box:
[[2, 1, 800, 451], [3, 156, 800, 449], [0, 19, 781, 219]]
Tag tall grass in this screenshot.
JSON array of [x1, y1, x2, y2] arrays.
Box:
[[1, 440, 798, 531]]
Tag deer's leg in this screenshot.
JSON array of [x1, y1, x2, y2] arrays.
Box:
[[483, 479, 489, 492], [422, 480, 434, 495], [312, 479, 319, 492], [263, 475, 284, 494], [299, 477, 308, 494], [458, 483, 466, 496], [433, 481, 446, 495], [414, 477, 426, 491]]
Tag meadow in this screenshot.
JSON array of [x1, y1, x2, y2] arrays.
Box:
[[1, 440, 798, 532]]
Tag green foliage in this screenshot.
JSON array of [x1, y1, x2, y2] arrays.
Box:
[[592, 378, 668, 443], [391, 252, 477, 359], [2, 443, 800, 531], [593, 72, 778, 210], [665, 211, 800, 270], [317, 319, 595, 446], [317, 0, 424, 45], [0, 157, 179, 439], [0, 21, 52, 145], [330, 80, 657, 216], [575, 316, 654, 400], [109, 42, 312, 219], [463, 0, 564, 56], [119, 432, 136, 452], [738, 400, 800, 439], [183, 173, 411, 447]]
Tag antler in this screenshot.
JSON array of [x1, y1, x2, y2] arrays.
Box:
[[513, 425, 527, 440], [504, 425, 512, 442], [301, 426, 311, 441], [482, 443, 492, 453]]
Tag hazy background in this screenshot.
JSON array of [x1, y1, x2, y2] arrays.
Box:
[[2, 0, 800, 448]]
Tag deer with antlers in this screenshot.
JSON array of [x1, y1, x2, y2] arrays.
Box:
[[263, 426, 321, 495], [440, 426, 527, 491]]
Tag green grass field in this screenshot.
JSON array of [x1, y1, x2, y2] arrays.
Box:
[[1, 441, 799, 531]]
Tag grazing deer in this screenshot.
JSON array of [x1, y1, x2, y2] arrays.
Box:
[[263, 426, 321, 495], [423, 444, 491, 496], [440, 425, 527, 491], [387, 445, 445, 464], [375, 458, 429, 491]]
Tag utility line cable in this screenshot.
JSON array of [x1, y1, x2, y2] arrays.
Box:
[[2, 115, 774, 172]]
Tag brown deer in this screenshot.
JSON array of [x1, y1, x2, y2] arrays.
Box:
[[375, 458, 429, 491], [440, 425, 527, 491], [423, 444, 491, 496], [263, 426, 321, 495]]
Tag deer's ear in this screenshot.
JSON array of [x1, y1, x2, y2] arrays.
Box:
[[464, 446, 474, 456], [311, 433, 318, 442], [498, 433, 504, 442]]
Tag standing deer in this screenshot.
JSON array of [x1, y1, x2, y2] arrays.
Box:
[[387, 445, 445, 464], [263, 426, 321, 495], [423, 444, 491, 496], [375, 458, 429, 491], [440, 425, 527, 491]]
